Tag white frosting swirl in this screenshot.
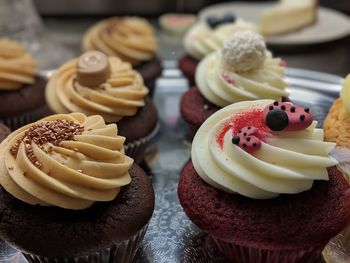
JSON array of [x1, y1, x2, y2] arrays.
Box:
[[183, 19, 258, 60], [195, 51, 287, 107], [192, 100, 337, 199]]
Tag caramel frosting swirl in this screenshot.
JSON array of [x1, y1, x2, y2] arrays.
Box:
[[192, 100, 337, 199], [46, 56, 148, 123], [0, 113, 133, 210], [82, 17, 158, 66], [0, 38, 37, 90]]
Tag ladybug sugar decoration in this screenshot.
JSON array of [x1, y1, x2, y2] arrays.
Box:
[[231, 126, 261, 153], [206, 13, 236, 29], [262, 101, 313, 132]]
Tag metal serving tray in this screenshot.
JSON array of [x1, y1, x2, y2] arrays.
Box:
[[0, 66, 346, 263]]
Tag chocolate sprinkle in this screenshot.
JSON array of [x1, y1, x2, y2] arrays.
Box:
[[9, 119, 84, 168]]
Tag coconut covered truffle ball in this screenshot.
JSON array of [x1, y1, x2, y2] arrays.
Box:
[[221, 31, 267, 72]]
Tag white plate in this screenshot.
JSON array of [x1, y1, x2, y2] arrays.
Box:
[[199, 2, 350, 45]]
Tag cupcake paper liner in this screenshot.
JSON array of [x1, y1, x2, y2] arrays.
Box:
[[125, 122, 160, 164], [213, 237, 325, 263], [0, 104, 51, 131], [23, 223, 149, 263]]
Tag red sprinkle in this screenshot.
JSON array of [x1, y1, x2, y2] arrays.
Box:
[[221, 71, 236, 85], [216, 108, 273, 150]]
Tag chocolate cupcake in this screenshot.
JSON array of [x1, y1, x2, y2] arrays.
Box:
[[180, 31, 287, 137], [82, 17, 161, 97], [0, 38, 48, 130], [0, 113, 154, 262], [0, 123, 10, 143], [46, 51, 159, 163], [180, 17, 257, 85], [178, 100, 350, 262]]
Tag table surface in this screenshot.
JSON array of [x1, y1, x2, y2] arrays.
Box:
[[43, 17, 350, 78]]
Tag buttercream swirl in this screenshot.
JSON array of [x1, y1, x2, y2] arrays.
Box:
[[195, 51, 287, 107], [46, 56, 148, 123], [0, 38, 37, 90], [82, 17, 158, 66], [192, 100, 337, 199], [183, 19, 258, 60], [0, 113, 133, 210]]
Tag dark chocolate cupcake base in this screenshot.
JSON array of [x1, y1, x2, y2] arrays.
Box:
[[0, 75, 49, 130], [0, 164, 155, 261], [135, 57, 162, 98], [118, 96, 159, 163]]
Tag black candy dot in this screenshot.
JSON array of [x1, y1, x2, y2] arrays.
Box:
[[253, 143, 257, 147], [281, 105, 286, 110], [248, 127, 251, 129], [222, 13, 236, 24], [266, 109, 289, 131], [243, 144, 247, 147], [232, 136, 240, 145], [239, 130, 242, 133], [247, 138, 251, 142], [273, 101, 279, 106], [300, 115, 305, 121], [269, 106, 274, 110], [304, 108, 310, 113], [243, 133, 247, 136], [206, 16, 220, 28], [291, 106, 295, 112]]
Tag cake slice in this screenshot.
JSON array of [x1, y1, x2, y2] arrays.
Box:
[[260, 0, 317, 36]]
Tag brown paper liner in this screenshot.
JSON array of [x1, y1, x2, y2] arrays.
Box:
[[23, 224, 149, 263], [124, 122, 160, 164], [213, 237, 326, 263], [0, 104, 51, 131]]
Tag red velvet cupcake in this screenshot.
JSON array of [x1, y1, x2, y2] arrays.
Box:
[[180, 17, 257, 85], [180, 31, 287, 137], [178, 100, 350, 263]]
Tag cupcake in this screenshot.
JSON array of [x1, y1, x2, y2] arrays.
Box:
[[0, 113, 154, 262], [0, 38, 48, 130], [82, 17, 161, 96], [46, 51, 158, 163], [0, 123, 10, 143], [178, 99, 350, 263], [180, 15, 257, 85], [180, 31, 287, 136], [324, 74, 350, 147]]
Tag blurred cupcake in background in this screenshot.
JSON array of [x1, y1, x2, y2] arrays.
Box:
[[0, 123, 10, 143], [324, 74, 350, 180], [0, 38, 48, 130], [82, 17, 161, 97], [46, 51, 158, 163], [179, 14, 258, 86], [180, 31, 287, 136], [0, 112, 154, 263]]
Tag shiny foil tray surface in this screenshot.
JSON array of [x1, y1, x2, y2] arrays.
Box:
[[0, 66, 348, 263]]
